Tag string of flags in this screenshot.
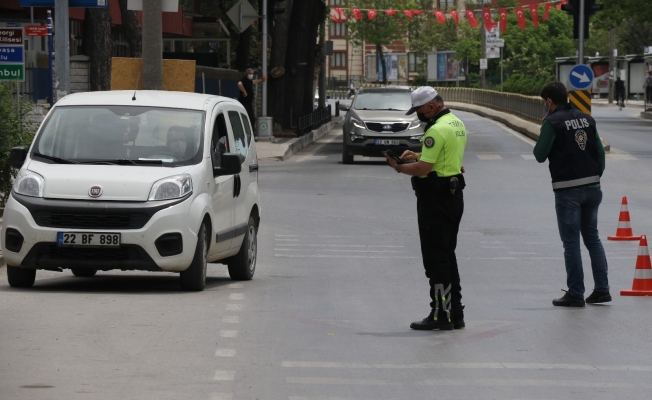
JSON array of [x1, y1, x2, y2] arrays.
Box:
[[331, 0, 569, 33]]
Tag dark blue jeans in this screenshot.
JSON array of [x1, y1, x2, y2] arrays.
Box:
[[555, 186, 609, 298]]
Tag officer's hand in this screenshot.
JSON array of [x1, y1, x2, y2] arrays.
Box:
[[461, 166, 465, 173], [384, 153, 396, 168], [401, 150, 419, 161]]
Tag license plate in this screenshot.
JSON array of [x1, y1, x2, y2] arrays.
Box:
[[57, 232, 121, 247], [374, 139, 400, 146]]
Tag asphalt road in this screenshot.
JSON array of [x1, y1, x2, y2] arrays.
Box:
[[2, 107, 652, 399]]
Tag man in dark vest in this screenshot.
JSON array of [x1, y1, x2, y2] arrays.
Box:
[[534, 81, 610, 307]]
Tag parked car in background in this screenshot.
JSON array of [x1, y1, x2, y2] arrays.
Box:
[[339, 87, 425, 164], [1, 91, 261, 291], [314, 88, 331, 110]]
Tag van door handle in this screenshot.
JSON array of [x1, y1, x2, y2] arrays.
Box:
[[249, 164, 258, 173]]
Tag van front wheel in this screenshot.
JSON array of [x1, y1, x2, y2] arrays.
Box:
[[228, 217, 257, 281], [180, 224, 208, 291], [7, 266, 36, 288]]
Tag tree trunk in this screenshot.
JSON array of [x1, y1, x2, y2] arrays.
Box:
[[235, 0, 258, 71], [376, 43, 387, 85], [268, 0, 293, 133], [83, 8, 112, 91], [118, 0, 142, 58]]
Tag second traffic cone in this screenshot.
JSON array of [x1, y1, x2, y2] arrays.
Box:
[[608, 196, 641, 241], [621, 235, 652, 296]]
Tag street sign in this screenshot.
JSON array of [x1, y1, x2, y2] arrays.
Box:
[[568, 64, 594, 90], [0, 28, 24, 45], [480, 58, 488, 70], [486, 39, 504, 47], [0, 45, 24, 63], [24, 25, 49, 37], [569, 90, 591, 115], [486, 47, 500, 59], [226, 0, 259, 33], [0, 64, 25, 82], [19, 0, 107, 7]]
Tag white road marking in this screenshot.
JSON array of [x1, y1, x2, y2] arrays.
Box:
[[220, 330, 239, 338], [226, 283, 244, 289], [213, 370, 236, 381], [521, 154, 536, 160], [275, 239, 300, 241], [275, 244, 404, 248], [222, 316, 240, 324], [275, 254, 419, 259], [292, 156, 329, 162], [274, 249, 406, 253], [286, 377, 393, 385], [477, 154, 503, 160], [607, 153, 637, 160], [275, 234, 300, 237], [226, 303, 243, 311], [215, 348, 237, 357], [485, 118, 537, 146], [340, 174, 405, 180], [210, 393, 233, 400], [229, 293, 244, 300]]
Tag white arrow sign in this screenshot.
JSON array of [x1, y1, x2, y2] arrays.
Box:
[[571, 71, 591, 83]]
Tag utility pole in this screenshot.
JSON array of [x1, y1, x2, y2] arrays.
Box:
[[608, 27, 615, 104], [578, 0, 585, 64], [319, 20, 326, 109], [142, 0, 162, 90], [480, 7, 487, 89], [262, 0, 268, 116], [54, 0, 70, 100]]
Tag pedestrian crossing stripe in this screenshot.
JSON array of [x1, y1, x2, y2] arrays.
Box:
[[569, 90, 591, 114]]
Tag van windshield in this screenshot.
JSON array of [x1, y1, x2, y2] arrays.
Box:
[[32, 106, 204, 167]]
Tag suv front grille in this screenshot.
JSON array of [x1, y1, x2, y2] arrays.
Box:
[[365, 122, 409, 133], [34, 211, 149, 229]]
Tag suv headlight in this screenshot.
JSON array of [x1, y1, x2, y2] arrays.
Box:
[[408, 120, 423, 130], [351, 117, 366, 130], [14, 169, 44, 198], [148, 174, 193, 201]]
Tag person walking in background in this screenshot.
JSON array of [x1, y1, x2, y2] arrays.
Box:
[[237, 68, 267, 133], [534, 81, 610, 308], [348, 78, 355, 98], [615, 76, 626, 108], [644, 71, 652, 104]]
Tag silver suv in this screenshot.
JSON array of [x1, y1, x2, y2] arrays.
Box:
[[339, 87, 425, 164]]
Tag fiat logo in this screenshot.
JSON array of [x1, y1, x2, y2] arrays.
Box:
[[383, 124, 392, 130], [89, 186, 103, 198]]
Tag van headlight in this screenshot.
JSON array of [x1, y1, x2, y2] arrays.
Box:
[[148, 174, 193, 201], [13, 169, 44, 198]]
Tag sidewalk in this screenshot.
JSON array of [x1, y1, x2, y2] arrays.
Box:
[[592, 98, 646, 109], [256, 117, 342, 161]]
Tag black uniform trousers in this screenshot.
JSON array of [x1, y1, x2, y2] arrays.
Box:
[[413, 176, 464, 318]]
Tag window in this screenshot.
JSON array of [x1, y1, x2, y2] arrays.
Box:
[[437, 0, 455, 10], [329, 0, 343, 5], [408, 53, 422, 73], [241, 113, 252, 144], [331, 52, 347, 69], [211, 113, 230, 168], [228, 111, 248, 163], [330, 22, 346, 38]]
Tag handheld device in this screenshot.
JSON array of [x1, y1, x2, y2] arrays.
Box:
[[382, 150, 405, 164]]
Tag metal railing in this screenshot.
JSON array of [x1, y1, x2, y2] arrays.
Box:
[[297, 105, 331, 136], [359, 84, 545, 124]]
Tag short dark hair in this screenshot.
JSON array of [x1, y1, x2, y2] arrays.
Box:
[[540, 81, 568, 105], [434, 94, 444, 103]]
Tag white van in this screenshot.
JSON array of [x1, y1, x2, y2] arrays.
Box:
[[1, 91, 261, 291]]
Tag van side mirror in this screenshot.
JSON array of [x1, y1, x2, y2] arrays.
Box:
[[10, 147, 27, 169], [214, 153, 242, 177]]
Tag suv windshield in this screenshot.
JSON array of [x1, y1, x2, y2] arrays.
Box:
[[32, 106, 204, 167], [353, 91, 412, 111]]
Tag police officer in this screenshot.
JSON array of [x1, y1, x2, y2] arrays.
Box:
[[534, 81, 609, 307], [384, 86, 467, 331]]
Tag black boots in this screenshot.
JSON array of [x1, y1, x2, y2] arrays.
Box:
[[585, 290, 612, 304], [552, 290, 585, 307], [410, 309, 454, 331]]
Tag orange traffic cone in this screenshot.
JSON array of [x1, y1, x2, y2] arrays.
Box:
[[621, 235, 652, 296], [608, 196, 641, 241]]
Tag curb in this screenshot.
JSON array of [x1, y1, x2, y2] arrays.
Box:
[[640, 111, 652, 121], [448, 102, 611, 153], [280, 121, 335, 161]]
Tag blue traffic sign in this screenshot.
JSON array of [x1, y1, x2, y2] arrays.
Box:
[[0, 45, 24, 63], [19, 0, 106, 7], [568, 64, 594, 90]]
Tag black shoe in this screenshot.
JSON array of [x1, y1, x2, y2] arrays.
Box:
[[410, 310, 454, 331], [585, 290, 612, 304], [552, 290, 585, 307], [453, 318, 465, 329]]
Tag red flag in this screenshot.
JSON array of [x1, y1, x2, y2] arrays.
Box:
[[434, 10, 446, 24], [351, 8, 362, 21], [367, 10, 377, 21], [413, 10, 424, 15], [543, 2, 552, 21], [498, 8, 508, 33], [404, 10, 413, 19], [385, 10, 396, 16], [482, 8, 493, 32], [556, 0, 567, 10], [465, 9, 478, 28], [529, 4, 539, 28], [450, 10, 459, 25], [515, 6, 526, 31], [331, 7, 343, 23]]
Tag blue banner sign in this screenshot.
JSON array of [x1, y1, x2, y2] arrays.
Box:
[[0, 45, 24, 63], [19, 0, 107, 7]]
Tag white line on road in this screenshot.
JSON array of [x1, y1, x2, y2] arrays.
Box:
[[275, 254, 419, 259], [274, 244, 405, 248], [229, 293, 244, 300], [477, 154, 503, 160], [210, 393, 233, 400], [220, 330, 239, 338], [213, 370, 236, 381], [222, 316, 240, 324], [215, 348, 237, 357], [226, 304, 242, 311], [226, 283, 244, 289], [274, 249, 406, 253], [521, 154, 536, 160]]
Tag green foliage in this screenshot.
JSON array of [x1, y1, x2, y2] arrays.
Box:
[[501, 73, 554, 96], [0, 84, 35, 207]]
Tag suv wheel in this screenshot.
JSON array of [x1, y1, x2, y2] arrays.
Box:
[[180, 223, 208, 291], [228, 217, 257, 281], [342, 144, 354, 164], [72, 269, 97, 277], [7, 266, 36, 288]]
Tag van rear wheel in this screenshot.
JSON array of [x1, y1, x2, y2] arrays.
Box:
[[228, 217, 257, 281], [180, 224, 208, 291], [72, 269, 97, 277], [7, 266, 36, 288]]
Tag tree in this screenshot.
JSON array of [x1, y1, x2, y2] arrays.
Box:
[[118, 0, 142, 57], [83, 7, 112, 91]]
